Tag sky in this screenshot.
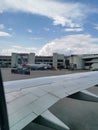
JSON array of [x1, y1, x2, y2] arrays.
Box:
[[0, 0, 98, 56]]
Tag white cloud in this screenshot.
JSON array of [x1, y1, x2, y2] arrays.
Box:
[[0, 45, 38, 56], [8, 28, 13, 31], [0, 10, 3, 13], [44, 27, 50, 31], [29, 37, 43, 40], [38, 34, 98, 56], [1, 34, 98, 56], [0, 0, 88, 27], [94, 24, 98, 30], [27, 29, 32, 33], [64, 27, 83, 32], [0, 24, 4, 30], [0, 31, 12, 37]]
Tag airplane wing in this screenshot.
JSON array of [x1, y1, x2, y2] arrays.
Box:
[[4, 71, 98, 130]]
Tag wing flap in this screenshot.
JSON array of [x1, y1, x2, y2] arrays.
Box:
[[9, 105, 37, 127], [7, 93, 38, 115], [29, 93, 59, 115], [10, 112, 37, 130]]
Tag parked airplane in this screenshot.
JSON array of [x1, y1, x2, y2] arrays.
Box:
[[0, 70, 98, 130], [23, 63, 52, 70]]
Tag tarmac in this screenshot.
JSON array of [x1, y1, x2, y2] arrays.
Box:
[[1, 68, 98, 130], [1, 68, 89, 81]]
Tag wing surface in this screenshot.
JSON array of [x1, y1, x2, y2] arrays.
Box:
[[4, 71, 98, 130]]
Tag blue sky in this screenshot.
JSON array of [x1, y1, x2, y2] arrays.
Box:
[[0, 0, 98, 55]]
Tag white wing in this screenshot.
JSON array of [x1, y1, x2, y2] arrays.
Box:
[[4, 71, 98, 130]]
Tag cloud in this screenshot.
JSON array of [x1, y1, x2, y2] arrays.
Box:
[[8, 28, 13, 31], [0, 0, 88, 27], [0, 10, 3, 13], [0, 45, 38, 55], [38, 34, 98, 56], [64, 27, 83, 32], [1, 33, 98, 56], [27, 29, 32, 33], [0, 24, 5, 30], [44, 27, 50, 31], [29, 37, 43, 40], [94, 24, 98, 30], [0, 31, 12, 37]]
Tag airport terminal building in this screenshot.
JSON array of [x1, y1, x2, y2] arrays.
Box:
[[0, 55, 11, 67], [68, 54, 98, 70], [0, 53, 98, 70], [11, 53, 65, 69]]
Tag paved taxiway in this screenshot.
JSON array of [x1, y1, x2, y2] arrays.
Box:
[[1, 68, 98, 130]]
